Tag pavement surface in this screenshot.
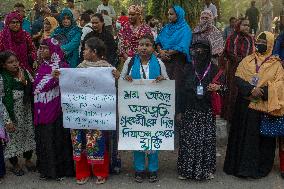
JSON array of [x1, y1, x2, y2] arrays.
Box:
[[1, 119, 283, 189]]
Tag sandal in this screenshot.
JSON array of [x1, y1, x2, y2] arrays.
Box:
[[76, 177, 89, 185], [149, 172, 158, 183], [12, 167, 25, 176], [25, 161, 36, 172], [96, 176, 106, 184], [134, 172, 145, 183]]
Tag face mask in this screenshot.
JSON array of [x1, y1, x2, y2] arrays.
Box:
[[191, 49, 210, 63], [256, 44, 267, 54]]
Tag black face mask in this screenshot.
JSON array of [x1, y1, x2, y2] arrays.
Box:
[[256, 44, 267, 54], [191, 49, 210, 63]]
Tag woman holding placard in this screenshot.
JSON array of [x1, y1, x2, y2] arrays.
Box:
[[34, 38, 74, 180], [120, 34, 169, 183]]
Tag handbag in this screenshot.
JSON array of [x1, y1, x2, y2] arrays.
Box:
[[211, 69, 224, 116], [260, 114, 284, 137]]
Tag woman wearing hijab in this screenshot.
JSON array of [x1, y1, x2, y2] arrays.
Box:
[[118, 5, 152, 60], [34, 38, 74, 180], [192, 10, 223, 66], [223, 17, 255, 122], [176, 40, 225, 180], [0, 11, 36, 74], [156, 5, 192, 105], [51, 8, 82, 68], [224, 31, 284, 179], [42, 17, 58, 40]]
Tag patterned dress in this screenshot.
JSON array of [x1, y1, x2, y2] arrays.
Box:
[[118, 22, 152, 58], [0, 75, 36, 159]]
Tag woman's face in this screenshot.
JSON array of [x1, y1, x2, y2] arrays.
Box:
[[83, 44, 96, 61], [62, 15, 72, 27], [239, 20, 250, 34], [91, 16, 104, 32], [43, 19, 51, 31], [39, 45, 51, 60], [3, 55, 20, 73], [128, 10, 138, 25], [200, 14, 211, 24], [168, 8, 177, 23], [9, 19, 21, 32], [138, 38, 154, 57]]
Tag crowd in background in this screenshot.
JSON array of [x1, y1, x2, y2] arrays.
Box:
[[0, 0, 284, 185]]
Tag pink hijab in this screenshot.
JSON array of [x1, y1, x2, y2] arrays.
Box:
[[1, 11, 31, 72]]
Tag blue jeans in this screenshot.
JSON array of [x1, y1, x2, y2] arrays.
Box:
[[133, 151, 158, 172]]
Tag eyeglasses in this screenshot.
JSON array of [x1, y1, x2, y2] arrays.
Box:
[[10, 21, 21, 25]]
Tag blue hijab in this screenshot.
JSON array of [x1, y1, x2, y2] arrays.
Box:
[[131, 54, 161, 79], [52, 8, 81, 40], [156, 5, 192, 62]]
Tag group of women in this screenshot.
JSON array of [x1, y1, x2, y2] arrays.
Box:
[[0, 3, 284, 186]]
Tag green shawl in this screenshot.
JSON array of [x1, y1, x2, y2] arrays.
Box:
[[1, 70, 30, 122]]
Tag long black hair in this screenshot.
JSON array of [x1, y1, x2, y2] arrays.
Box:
[[85, 37, 106, 59], [0, 51, 17, 71]]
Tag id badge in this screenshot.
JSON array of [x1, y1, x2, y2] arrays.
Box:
[[251, 75, 259, 86], [197, 85, 204, 96]]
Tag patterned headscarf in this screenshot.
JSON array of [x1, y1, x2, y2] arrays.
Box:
[[128, 5, 143, 15], [193, 10, 224, 55], [195, 10, 214, 33]]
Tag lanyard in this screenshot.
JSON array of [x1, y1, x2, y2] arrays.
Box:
[[254, 55, 272, 73], [192, 61, 212, 84]]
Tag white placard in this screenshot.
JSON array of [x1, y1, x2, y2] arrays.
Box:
[[59, 67, 116, 130], [118, 79, 175, 151]]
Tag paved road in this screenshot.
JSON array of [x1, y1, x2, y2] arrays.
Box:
[[1, 119, 283, 189], [1, 148, 283, 189]]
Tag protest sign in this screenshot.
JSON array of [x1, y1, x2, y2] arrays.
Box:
[[118, 79, 175, 151], [59, 67, 116, 130]]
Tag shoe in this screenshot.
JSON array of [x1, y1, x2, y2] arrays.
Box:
[[11, 166, 25, 176], [149, 172, 158, 183], [178, 175, 187, 180], [76, 177, 89, 185], [207, 173, 214, 180], [134, 172, 145, 183], [39, 174, 48, 180], [25, 160, 36, 172], [281, 172, 284, 179], [96, 176, 106, 184], [56, 177, 65, 181]]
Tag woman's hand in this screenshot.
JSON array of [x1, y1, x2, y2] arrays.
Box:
[[124, 75, 133, 82], [208, 83, 221, 92], [18, 70, 27, 85], [159, 50, 170, 61], [112, 69, 120, 79], [251, 87, 263, 98], [52, 70, 61, 79], [5, 122, 16, 133], [154, 75, 165, 83]]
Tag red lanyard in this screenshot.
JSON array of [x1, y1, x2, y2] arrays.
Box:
[[192, 61, 212, 84]]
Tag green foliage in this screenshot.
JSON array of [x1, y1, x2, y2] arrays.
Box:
[[148, 0, 203, 26]]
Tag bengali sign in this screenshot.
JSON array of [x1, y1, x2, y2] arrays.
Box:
[[59, 67, 116, 130], [118, 79, 175, 150]]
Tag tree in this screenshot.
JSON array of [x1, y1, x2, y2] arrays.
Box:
[[148, 0, 203, 26]]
